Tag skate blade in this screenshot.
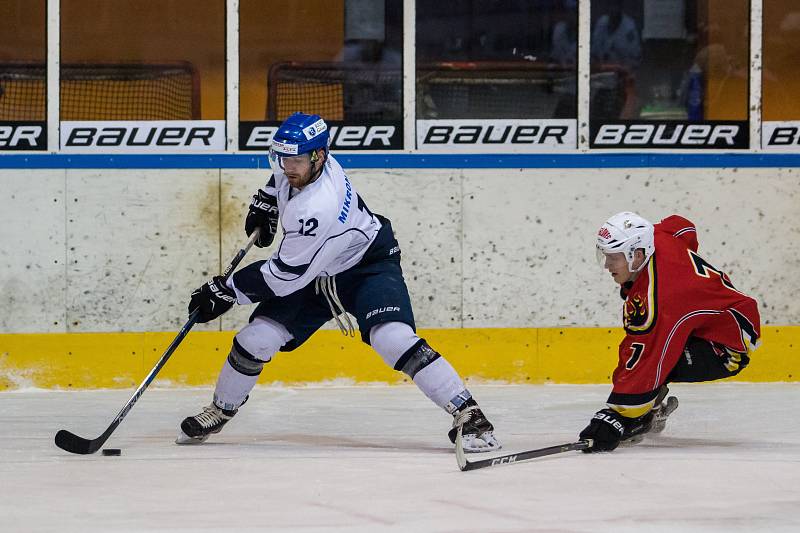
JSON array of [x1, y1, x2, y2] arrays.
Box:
[[175, 430, 209, 445], [650, 396, 679, 434], [620, 434, 645, 447]]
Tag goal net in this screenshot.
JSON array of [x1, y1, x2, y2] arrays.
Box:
[[0, 61, 200, 121], [268, 61, 590, 121], [267, 61, 401, 122], [268, 60, 633, 121]]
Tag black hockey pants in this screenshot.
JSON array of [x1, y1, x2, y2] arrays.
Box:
[[666, 336, 750, 383]]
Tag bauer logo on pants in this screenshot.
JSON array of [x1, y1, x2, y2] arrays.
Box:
[[366, 306, 400, 320], [60, 121, 225, 152]]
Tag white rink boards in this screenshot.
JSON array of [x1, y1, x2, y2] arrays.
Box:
[[2, 383, 799, 532]]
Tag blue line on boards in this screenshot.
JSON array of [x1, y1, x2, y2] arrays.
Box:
[[1, 153, 800, 169]]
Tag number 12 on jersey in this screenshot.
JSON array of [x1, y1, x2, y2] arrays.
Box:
[[298, 218, 318, 236]]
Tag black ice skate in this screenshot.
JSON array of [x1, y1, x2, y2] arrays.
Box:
[[448, 401, 501, 453], [175, 402, 238, 445], [622, 386, 679, 446]]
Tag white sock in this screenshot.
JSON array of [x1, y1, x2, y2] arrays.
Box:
[[212, 317, 293, 411], [412, 357, 467, 410], [370, 321, 467, 411], [214, 360, 258, 411]]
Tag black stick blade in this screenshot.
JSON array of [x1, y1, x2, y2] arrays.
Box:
[[55, 430, 103, 455]]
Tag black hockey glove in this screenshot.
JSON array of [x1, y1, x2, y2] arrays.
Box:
[[579, 408, 654, 452], [244, 189, 279, 248], [579, 409, 627, 452], [188, 276, 236, 323]]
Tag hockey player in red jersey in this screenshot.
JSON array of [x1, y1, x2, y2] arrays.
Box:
[[580, 212, 761, 452]]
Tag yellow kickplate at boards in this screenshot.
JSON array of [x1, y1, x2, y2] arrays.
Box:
[[0, 326, 796, 390]]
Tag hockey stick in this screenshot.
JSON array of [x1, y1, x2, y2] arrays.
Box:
[[455, 426, 592, 471], [54, 230, 260, 455]]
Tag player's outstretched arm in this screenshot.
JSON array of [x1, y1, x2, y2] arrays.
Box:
[[578, 408, 653, 452]]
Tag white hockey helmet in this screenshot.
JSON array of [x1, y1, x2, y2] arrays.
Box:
[[596, 211, 655, 272]]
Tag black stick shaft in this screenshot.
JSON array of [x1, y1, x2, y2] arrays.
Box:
[[55, 231, 260, 455], [455, 426, 592, 471]]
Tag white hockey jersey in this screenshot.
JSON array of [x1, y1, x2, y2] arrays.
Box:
[[229, 155, 381, 302]]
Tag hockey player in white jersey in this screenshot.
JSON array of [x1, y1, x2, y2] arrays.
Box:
[[178, 112, 500, 453]]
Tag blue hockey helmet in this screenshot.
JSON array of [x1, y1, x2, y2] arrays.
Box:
[[270, 112, 330, 159]]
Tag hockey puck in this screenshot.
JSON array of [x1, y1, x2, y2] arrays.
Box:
[[101, 448, 122, 456]]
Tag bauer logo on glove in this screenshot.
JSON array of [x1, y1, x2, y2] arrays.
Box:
[[245, 189, 279, 248], [592, 410, 625, 435], [188, 275, 237, 323]]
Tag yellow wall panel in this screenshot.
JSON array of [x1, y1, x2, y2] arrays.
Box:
[[1, 327, 796, 391]]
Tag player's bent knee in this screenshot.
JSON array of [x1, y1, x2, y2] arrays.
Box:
[[237, 317, 292, 355], [369, 321, 419, 368], [228, 317, 293, 376], [227, 338, 267, 377], [394, 339, 441, 379]]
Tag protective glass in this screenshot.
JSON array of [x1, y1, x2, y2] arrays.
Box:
[[61, 0, 224, 120], [416, 1, 578, 120], [595, 246, 608, 268], [590, 0, 749, 123]]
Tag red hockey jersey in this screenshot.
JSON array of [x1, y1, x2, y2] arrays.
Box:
[[607, 215, 761, 418]]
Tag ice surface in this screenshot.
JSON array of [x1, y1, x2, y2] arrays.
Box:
[[2, 383, 799, 532]]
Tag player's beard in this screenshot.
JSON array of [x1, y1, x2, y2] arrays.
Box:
[[286, 171, 309, 188], [287, 159, 322, 189]]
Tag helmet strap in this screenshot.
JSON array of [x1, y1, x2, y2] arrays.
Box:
[[308, 148, 327, 184], [628, 248, 650, 273]]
